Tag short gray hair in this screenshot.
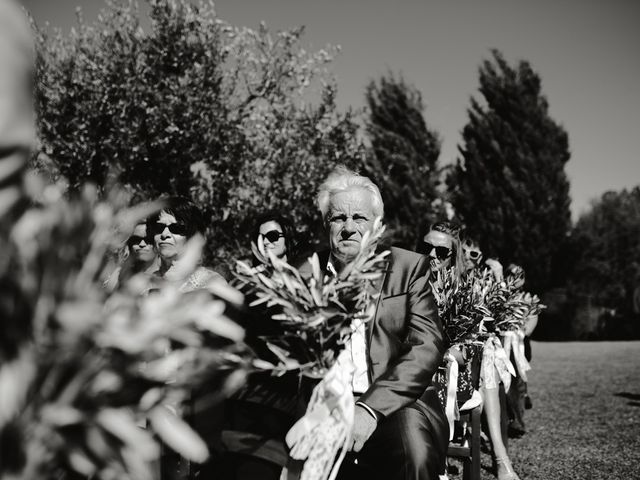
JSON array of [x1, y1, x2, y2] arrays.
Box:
[[317, 165, 384, 221]]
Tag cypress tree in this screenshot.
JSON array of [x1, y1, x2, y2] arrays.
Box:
[[448, 50, 571, 290]]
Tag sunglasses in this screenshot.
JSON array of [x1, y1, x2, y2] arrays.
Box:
[[422, 242, 452, 260], [260, 230, 285, 243], [465, 249, 482, 260], [149, 222, 190, 237], [127, 235, 151, 247]]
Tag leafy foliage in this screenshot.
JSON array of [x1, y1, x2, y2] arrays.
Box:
[[35, 0, 365, 268], [447, 50, 571, 291], [0, 178, 256, 479], [429, 266, 492, 347], [363, 72, 443, 248], [479, 268, 545, 333], [430, 264, 544, 348], [569, 187, 640, 313]]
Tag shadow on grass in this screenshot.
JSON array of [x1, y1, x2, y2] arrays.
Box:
[[614, 392, 640, 407]]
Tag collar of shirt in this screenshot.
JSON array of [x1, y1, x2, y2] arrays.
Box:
[[327, 255, 339, 278]]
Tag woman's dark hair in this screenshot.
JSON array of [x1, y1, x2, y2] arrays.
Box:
[[250, 210, 298, 262], [147, 196, 205, 238]]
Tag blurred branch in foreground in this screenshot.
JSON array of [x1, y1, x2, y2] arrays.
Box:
[[1, 181, 256, 479]]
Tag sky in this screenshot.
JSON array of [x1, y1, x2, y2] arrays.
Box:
[[21, 0, 640, 221]]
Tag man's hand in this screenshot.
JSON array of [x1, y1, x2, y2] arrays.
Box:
[[350, 405, 377, 452]]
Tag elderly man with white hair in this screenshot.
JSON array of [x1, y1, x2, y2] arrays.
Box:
[[300, 165, 448, 480]]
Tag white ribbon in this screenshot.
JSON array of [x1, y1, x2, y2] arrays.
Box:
[[480, 335, 516, 391], [503, 330, 531, 382], [443, 353, 459, 441], [459, 389, 483, 412], [283, 354, 355, 480]]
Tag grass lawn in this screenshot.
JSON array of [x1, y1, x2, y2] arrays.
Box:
[[452, 341, 640, 479]]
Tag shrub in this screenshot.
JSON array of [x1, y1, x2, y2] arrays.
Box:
[[35, 0, 365, 268]]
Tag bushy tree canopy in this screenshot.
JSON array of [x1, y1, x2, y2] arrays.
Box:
[[569, 187, 640, 313], [363, 72, 442, 249], [448, 50, 571, 291], [35, 0, 365, 266]]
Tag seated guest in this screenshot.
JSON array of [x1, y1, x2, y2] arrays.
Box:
[[420, 223, 482, 467], [103, 221, 158, 291], [244, 210, 300, 336], [460, 235, 483, 275], [504, 263, 537, 437], [458, 233, 521, 480], [128, 221, 157, 269], [200, 212, 301, 480], [417, 221, 466, 284], [238, 209, 302, 404], [146, 197, 226, 479], [250, 210, 298, 267], [147, 196, 224, 292], [461, 235, 503, 282], [297, 165, 448, 480]]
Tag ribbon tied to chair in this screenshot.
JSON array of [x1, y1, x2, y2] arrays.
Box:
[[443, 352, 459, 441], [283, 353, 355, 480], [502, 329, 530, 382], [480, 335, 515, 391]]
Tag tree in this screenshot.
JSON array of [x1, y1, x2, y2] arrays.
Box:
[[35, 0, 365, 267], [363, 72, 442, 249], [448, 50, 571, 291], [569, 187, 640, 314]]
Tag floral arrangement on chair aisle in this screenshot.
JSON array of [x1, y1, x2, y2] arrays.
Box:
[[235, 218, 389, 480], [476, 266, 546, 389], [429, 266, 493, 348], [429, 266, 493, 438]]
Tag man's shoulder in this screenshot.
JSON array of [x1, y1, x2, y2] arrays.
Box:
[[182, 266, 226, 292], [388, 246, 430, 274], [388, 246, 425, 261]]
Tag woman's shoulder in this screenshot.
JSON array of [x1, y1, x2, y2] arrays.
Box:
[[181, 266, 226, 292]]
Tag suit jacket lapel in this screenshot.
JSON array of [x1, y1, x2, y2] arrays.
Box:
[[367, 252, 392, 344]]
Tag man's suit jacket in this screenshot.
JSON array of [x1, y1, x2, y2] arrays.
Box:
[[300, 246, 446, 420]]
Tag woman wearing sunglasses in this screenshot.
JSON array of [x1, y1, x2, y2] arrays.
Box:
[[461, 237, 483, 273], [128, 222, 157, 268], [215, 211, 301, 480], [417, 221, 466, 281], [419, 224, 521, 480], [250, 210, 298, 267], [145, 196, 227, 479], [462, 234, 505, 282], [103, 221, 158, 291], [147, 196, 224, 292]]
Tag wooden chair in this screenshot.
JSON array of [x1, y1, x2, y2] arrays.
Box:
[[446, 382, 509, 480], [447, 402, 482, 480]]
